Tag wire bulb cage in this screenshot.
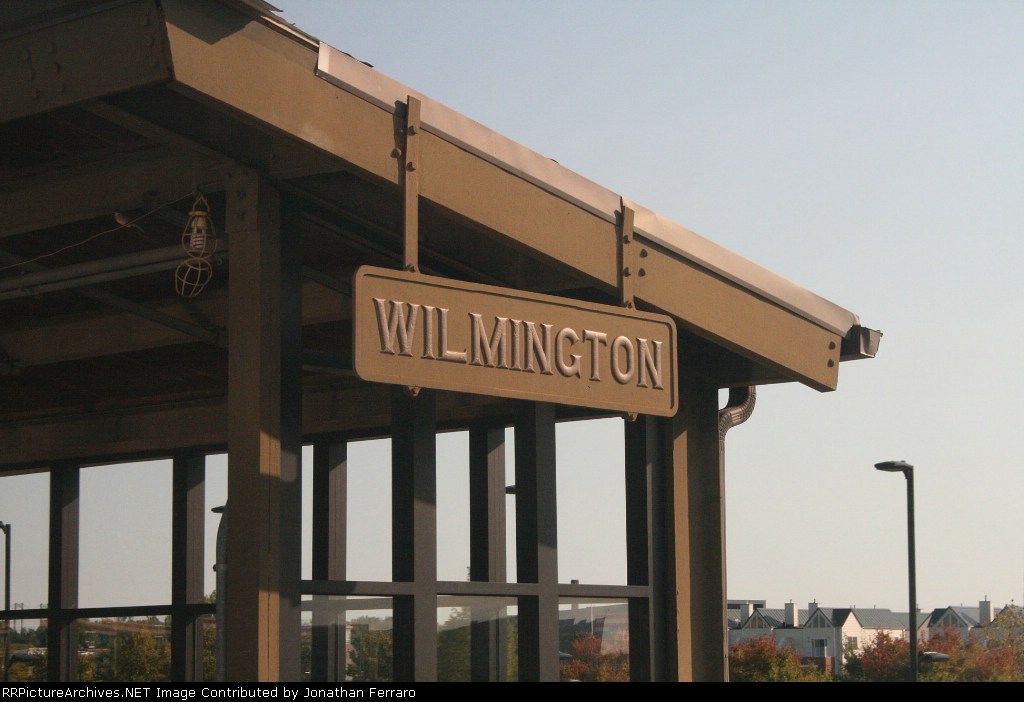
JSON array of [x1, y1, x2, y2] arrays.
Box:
[[175, 194, 218, 298]]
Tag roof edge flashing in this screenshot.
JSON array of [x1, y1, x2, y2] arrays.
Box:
[[627, 200, 861, 337], [315, 41, 866, 342], [315, 42, 620, 224]]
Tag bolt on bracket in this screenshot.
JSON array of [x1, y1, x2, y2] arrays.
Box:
[[619, 198, 637, 308], [402, 95, 422, 274]]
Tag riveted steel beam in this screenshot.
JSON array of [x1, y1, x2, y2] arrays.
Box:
[[0, 0, 171, 124]]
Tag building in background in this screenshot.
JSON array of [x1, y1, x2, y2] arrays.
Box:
[[730, 598, 1019, 675]]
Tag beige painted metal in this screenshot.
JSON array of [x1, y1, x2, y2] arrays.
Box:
[[159, 0, 854, 390], [0, 150, 228, 240], [0, 0, 170, 124], [0, 281, 347, 368], [353, 266, 678, 416], [619, 201, 637, 308], [403, 96, 422, 273], [667, 375, 728, 681], [315, 41, 863, 340], [225, 170, 283, 681], [0, 383, 527, 468]]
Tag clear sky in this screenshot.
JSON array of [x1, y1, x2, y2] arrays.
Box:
[[277, 0, 1024, 613], [1, 0, 1022, 619]]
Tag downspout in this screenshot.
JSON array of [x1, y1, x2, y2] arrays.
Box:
[[719, 387, 756, 444], [717, 386, 756, 682], [212, 504, 227, 683]]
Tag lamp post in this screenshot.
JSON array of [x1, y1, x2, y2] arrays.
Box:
[[874, 460, 916, 682], [0, 521, 10, 684]]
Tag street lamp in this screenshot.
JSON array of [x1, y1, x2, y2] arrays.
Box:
[[874, 460, 917, 682], [0, 521, 10, 683]]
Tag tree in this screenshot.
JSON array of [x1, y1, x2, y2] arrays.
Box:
[[347, 617, 393, 682], [845, 622, 1024, 683], [978, 605, 1024, 680], [842, 631, 910, 682], [728, 636, 828, 682], [560, 633, 629, 682], [8, 649, 46, 683], [919, 625, 1020, 682], [79, 619, 170, 682], [436, 608, 470, 682]]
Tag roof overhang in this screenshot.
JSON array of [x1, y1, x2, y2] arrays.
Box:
[[0, 0, 880, 462]]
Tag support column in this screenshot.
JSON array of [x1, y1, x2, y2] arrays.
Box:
[[171, 453, 205, 681], [665, 369, 727, 681], [514, 402, 558, 682], [311, 440, 347, 681], [469, 424, 507, 681], [47, 464, 78, 682], [225, 172, 302, 681], [625, 416, 659, 681], [391, 387, 437, 682]]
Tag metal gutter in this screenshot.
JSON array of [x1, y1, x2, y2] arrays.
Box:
[[315, 42, 867, 341]]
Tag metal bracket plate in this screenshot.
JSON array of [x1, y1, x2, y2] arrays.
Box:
[[403, 95, 422, 274], [619, 199, 637, 309]]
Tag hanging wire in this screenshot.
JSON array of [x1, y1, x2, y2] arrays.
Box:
[[0, 191, 196, 273]]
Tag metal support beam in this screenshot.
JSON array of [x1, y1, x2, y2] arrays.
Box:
[[625, 416, 659, 681], [47, 464, 79, 682], [469, 424, 508, 681], [0, 249, 226, 351], [171, 452, 205, 682], [650, 411, 678, 682], [666, 365, 727, 681], [0, 383, 524, 468], [0, 149, 224, 240], [279, 197, 304, 683], [514, 402, 559, 682], [224, 172, 302, 681], [311, 440, 347, 682], [391, 386, 438, 682]]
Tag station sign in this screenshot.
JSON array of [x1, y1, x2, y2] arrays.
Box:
[[353, 266, 678, 416]]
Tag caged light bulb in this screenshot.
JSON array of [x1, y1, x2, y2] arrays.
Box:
[[175, 194, 218, 297], [182, 194, 217, 257]]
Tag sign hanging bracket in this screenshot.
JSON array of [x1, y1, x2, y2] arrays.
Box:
[[619, 199, 637, 309], [402, 95, 422, 274]]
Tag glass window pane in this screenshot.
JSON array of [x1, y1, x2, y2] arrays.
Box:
[[556, 419, 626, 585], [346, 439, 391, 581], [200, 613, 217, 682], [301, 445, 313, 581], [204, 454, 227, 602], [504, 427, 516, 580], [79, 460, 172, 607], [305, 596, 393, 682], [0, 470, 49, 611], [77, 616, 172, 682], [559, 598, 630, 682], [7, 623, 47, 683], [436, 431, 469, 582], [437, 596, 517, 682]]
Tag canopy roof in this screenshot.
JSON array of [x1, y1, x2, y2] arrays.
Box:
[[0, 0, 878, 466]]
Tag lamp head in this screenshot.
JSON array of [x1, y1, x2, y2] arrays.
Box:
[[875, 460, 913, 474]]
